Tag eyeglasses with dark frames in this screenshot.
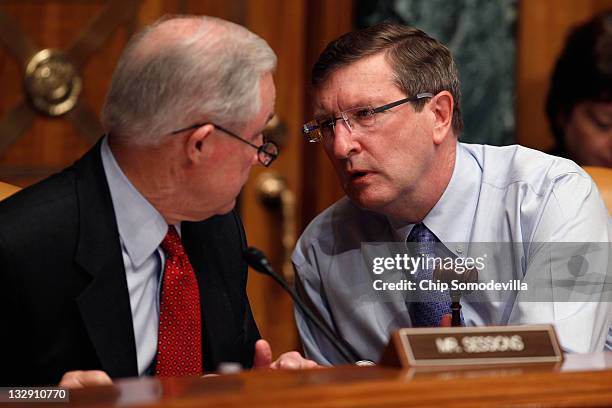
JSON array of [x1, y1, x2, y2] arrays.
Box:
[[170, 122, 279, 167], [302, 92, 434, 143]]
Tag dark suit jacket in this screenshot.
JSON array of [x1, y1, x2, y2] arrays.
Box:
[[0, 142, 260, 386]]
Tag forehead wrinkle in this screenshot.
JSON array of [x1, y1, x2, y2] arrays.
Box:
[[313, 84, 397, 117], [313, 55, 401, 115]]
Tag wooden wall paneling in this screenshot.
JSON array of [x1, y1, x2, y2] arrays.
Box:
[[136, 0, 168, 26], [0, 1, 101, 185], [301, 0, 353, 230], [516, 0, 612, 150], [0, 0, 147, 186], [241, 0, 306, 357], [239, 0, 356, 358], [183, 0, 246, 24]]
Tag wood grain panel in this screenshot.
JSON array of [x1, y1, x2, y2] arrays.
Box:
[[239, 0, 355, 357], [242, 0, 306, 356], [0, 1, 148, 186], [40, 352, 612, 408], [0, 2, 101, 185], [300, 0, 353, 230]]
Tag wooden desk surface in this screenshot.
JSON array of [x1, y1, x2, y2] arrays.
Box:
[[39, 352, 612, 408]]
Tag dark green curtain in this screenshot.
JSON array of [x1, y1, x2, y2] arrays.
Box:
[[356, 0, 517, 145]]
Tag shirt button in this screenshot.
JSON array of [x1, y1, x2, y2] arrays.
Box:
[[456, 245, 464, 254]]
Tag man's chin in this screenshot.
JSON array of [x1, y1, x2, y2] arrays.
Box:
[[217, 199, 237, 215], [347, 191, 389, 213]]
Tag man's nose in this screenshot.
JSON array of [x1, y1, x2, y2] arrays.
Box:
[[330, 119, 360, 159]]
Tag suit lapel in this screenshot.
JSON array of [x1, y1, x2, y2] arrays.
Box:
[[182, 218, 240, 371], [73, 142, 138, 378]]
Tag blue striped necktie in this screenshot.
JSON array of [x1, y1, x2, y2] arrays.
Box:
[[407, 223, 451, 327]]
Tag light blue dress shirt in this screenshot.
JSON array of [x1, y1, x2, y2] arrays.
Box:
[[101, 137, 175, 375], [293, 143, 612, 365]]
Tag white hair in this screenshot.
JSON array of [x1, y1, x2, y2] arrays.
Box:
[[101, 15, 277, 145]]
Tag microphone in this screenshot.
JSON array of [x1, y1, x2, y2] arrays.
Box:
[[432, 266, 478, 327], [244, 247, 362, 364], [432, 266, 479, 298]]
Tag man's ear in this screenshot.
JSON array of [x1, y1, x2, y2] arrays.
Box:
[[430, 91, 454, 145], [185, 124, 215, 163]]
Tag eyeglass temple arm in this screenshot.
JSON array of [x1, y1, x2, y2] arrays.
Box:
[[372, 92, 435, 113], [170, 123, 204, 135]]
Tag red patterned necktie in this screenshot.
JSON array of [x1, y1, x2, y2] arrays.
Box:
[[155, 225, 203, 376]]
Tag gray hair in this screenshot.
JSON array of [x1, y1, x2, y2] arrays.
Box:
[[101, 15, 277, 145]]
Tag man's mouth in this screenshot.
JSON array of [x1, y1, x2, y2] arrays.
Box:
[[348, 170, 371, 182]]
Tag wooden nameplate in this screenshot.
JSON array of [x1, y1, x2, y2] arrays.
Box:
[[379, 325, 563, 367]]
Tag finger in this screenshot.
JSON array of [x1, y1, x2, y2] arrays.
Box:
[[304, 359, 322, 369], [276, 354, 301, 370], [439, 313, 452, 327], [273, 352, 320, 370], [253, 339, 273, 368], [59, 370, 112, 389], [59, 371, 84, 389], [291, 358, 320, 369]]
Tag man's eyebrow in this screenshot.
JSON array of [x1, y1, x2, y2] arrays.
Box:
[[312, 99, 377, 118]]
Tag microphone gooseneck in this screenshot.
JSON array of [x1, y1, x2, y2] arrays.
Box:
[[244, 247, 361, 364]]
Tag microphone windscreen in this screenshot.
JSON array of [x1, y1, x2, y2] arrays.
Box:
[[244, 247, 271, 275]]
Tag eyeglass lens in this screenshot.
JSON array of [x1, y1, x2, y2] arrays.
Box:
[[258, 142, 279, 166]]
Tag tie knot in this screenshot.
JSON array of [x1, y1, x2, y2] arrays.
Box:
[[161, 226, 186, 257], [407, 223, 437, 243], [407, 223, 437, 255]]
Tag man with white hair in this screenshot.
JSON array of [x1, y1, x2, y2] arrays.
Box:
[[0, 15, 315, 387]]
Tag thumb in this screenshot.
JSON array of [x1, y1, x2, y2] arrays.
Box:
[[253, 339, 273, 368], [439, 313, 452, 327]]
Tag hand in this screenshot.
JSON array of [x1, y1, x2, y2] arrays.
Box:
[[59, 370, 113, 389], [253, 339, 320, 369], [439, 313, 452, 327]]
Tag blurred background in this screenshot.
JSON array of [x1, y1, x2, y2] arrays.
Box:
[[0, 0, 610, 356]]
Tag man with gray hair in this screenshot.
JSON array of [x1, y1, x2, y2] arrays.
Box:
[[0, 15, 315, 387]]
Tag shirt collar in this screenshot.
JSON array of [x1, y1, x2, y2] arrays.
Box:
[[387, 142, 481, 253], [100, 137, 169, 268]]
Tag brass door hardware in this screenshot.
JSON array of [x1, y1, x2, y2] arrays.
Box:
[[256, 172, 296, 283], [0, 0, 141, 159]]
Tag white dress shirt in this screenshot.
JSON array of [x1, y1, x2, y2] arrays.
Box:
[[100, 137, 176, 375], [293, 142, 612, 365]]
